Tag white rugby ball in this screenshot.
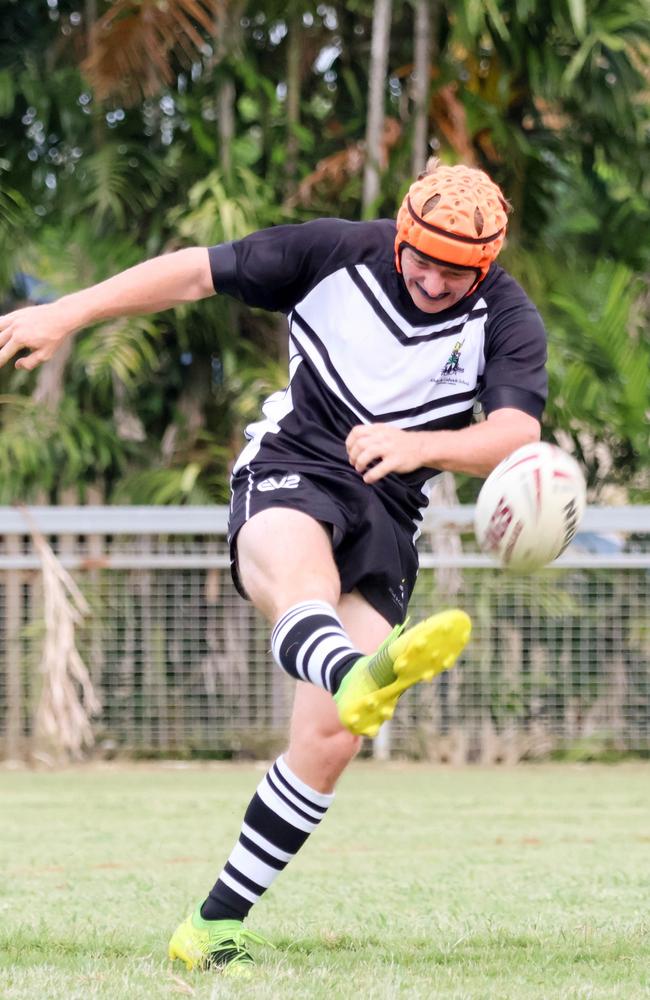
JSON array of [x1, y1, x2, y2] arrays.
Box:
[[474, 442, 587, 571]]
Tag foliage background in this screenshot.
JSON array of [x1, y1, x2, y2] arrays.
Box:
[[0, 0, 648, 505]]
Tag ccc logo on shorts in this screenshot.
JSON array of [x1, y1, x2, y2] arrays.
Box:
[[257, 474, 301, 492]]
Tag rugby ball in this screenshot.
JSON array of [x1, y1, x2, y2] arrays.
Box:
[[474, 442, 587, 571]]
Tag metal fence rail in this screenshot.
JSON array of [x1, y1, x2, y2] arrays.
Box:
[[1, 506, 648, 762]]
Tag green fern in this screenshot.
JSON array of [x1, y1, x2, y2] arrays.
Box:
[[0, 395, 128, 501], [0, 183, 31, 288], [169, 166, 277, 245], [114, 464, 224, 505], [81, 143, 170, 228], [75, 316, 163, 390]]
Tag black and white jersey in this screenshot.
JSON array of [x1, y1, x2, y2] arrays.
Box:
[[209, 218, 547, 530]]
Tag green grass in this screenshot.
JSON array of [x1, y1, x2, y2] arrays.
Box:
[[1, 762, 649, 999]]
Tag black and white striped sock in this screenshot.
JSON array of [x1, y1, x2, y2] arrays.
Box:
[[270, 600, 361, 693], [200, 755, 334, 922]]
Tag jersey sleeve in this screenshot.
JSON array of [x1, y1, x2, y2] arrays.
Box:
[[479, 276, 548, 420], [208, 218, 368, 314]]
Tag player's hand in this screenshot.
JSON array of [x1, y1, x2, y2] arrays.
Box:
[[346, 423, 426, 484], [0, 302, 77, 371]]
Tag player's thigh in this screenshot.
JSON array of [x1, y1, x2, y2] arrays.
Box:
[[236, 507, 341, 622], [337, 589, 393, 652]]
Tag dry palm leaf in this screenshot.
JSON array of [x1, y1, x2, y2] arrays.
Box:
[[429, 83, 476, 165], [83, 0, 220, 103], [284, 117, 402, 209], [21, 509, 101, 760]]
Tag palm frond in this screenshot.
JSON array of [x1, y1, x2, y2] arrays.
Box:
[[0, 396, 57, 499], [0, 183, 31, 289], [83, 0, 220, 103], [22, 221, 144, 292], [81, 143, 170, 228], [114, 464, 215, 504], [169, 166, 277, 244], [0, 396, 128, 501], [0, 68, 15, 117], [75, 316, 163, 390]]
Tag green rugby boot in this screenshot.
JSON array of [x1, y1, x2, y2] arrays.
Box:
[[334, 609, 471, 737], [168, 906, 270, 975]]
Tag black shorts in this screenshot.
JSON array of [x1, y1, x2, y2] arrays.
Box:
[[228, 462, 419, 626]]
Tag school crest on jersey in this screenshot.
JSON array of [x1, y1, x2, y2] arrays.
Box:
[[433, 339, 469, 386]]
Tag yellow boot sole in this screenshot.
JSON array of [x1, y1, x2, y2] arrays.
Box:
[[336, 609, 472, 737]]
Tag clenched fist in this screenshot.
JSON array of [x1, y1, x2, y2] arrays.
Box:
[[345, 423, 427, 484]]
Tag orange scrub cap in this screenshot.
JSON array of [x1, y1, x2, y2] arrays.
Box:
[[395, 164, 509, 285]]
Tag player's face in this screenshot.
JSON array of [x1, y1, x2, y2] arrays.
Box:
[[400, 247, 476, 313]]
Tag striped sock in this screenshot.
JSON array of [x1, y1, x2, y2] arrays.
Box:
[[270, 600, 361, 693], [200, 755, 334, 922]]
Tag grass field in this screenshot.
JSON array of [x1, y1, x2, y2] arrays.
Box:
[[1, 762, 649, 1000]]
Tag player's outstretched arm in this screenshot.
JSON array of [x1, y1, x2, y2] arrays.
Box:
[[0, 247, 215, 372]]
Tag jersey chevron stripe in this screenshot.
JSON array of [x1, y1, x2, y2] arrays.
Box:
[[373, 388, 477, 423], [290, 312, 373, 420], [347, 265, 488, 344], [292, 311, 478, 425], [232, 372, 298, 474], [355, 264, 488, 334]]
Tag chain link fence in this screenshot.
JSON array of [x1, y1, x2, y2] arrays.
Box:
[[1, 506, 648, 763]]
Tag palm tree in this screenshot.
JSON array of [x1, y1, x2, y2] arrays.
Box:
[[410, 0, 433, 176], [362, 0, 392, 217]]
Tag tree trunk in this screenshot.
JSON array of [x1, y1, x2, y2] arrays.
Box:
[[411, 0, 433, 177], [85, 0, 97, 54], [214, 1, 245, 180], [362, 0, 392, 217], [285, 9, 302, 194], [84, 0, 105, 149], [217, 78, 236, 178], [32, 336, 75, 409]]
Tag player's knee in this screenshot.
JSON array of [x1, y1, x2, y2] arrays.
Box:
[[293, 725, 361, 771], [325, 726, 363, 766]]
